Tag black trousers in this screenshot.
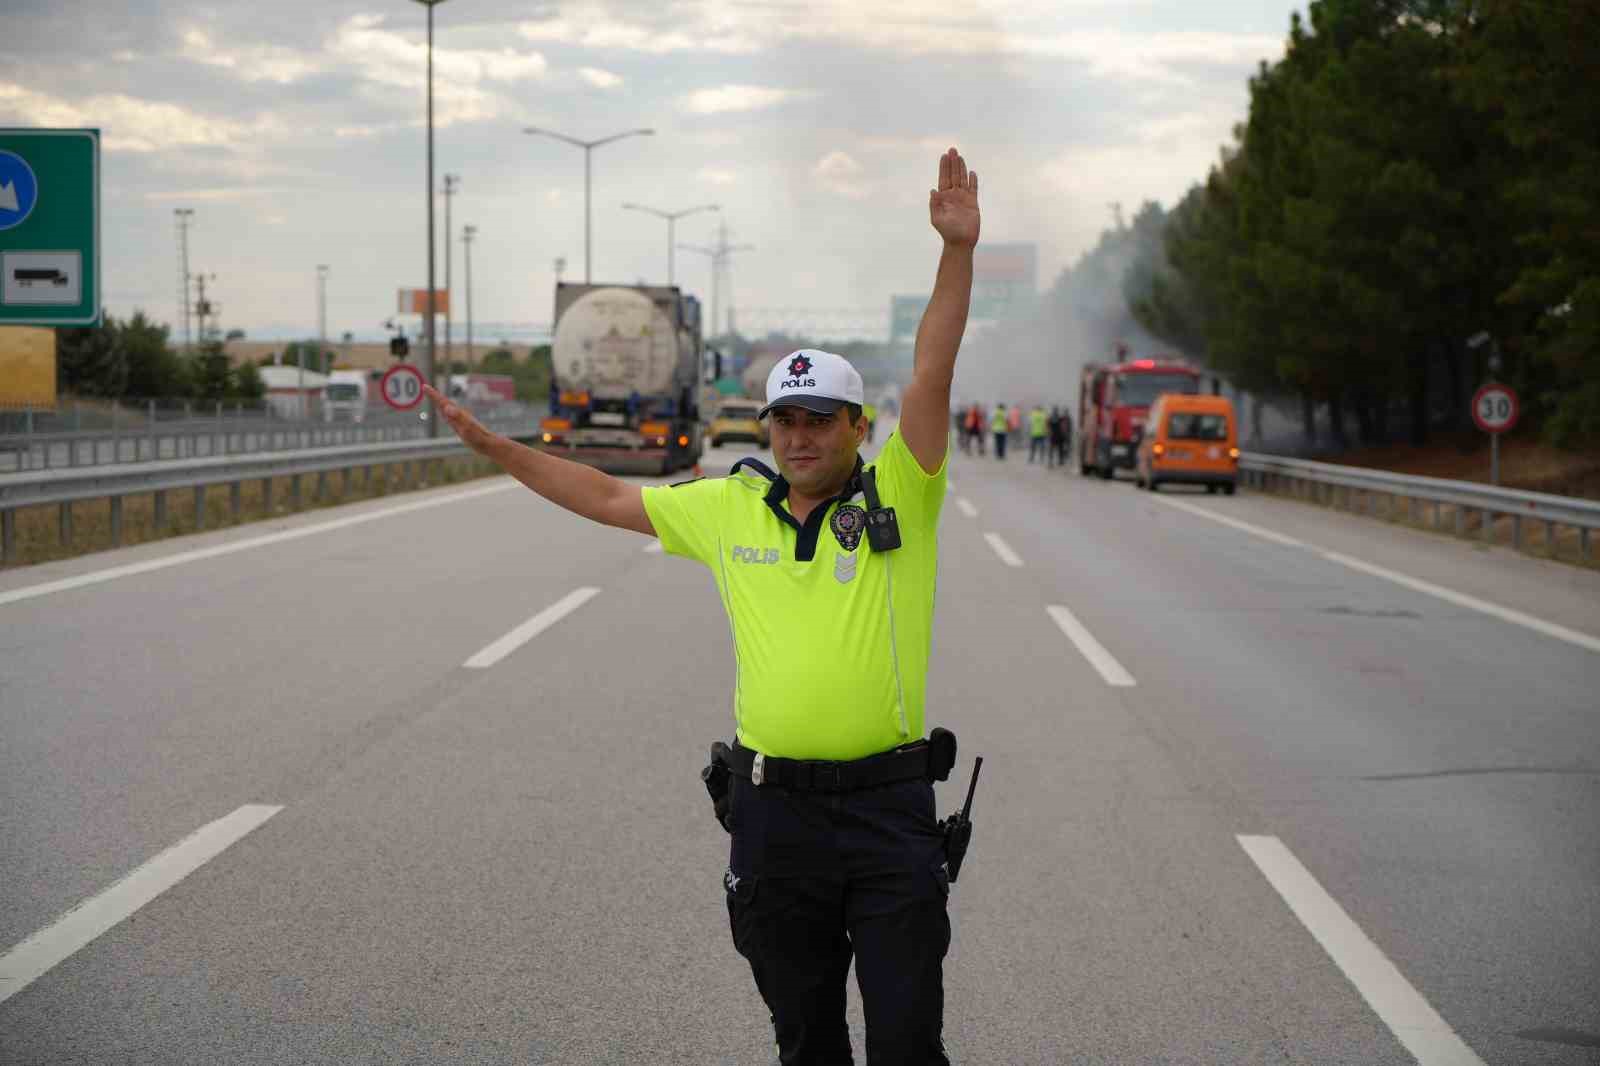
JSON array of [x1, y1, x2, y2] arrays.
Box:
[[725, 773, 952, 1066]]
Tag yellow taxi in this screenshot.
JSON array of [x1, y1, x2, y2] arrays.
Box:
[[708, 398, 769, 449], [1136, 393, 1239, 494]]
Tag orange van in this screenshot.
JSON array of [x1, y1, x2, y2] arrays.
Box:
[[1135, 393, 1240, 493]]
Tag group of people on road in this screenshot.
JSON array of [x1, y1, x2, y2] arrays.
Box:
[[955, 402, 1073, 466]]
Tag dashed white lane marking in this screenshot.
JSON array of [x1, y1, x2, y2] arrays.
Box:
[[643, 539, 664, 553], [1237, 835, 1486, 1066], [1150, 494, 1600, 656], [983, 532, 1023, 567], [464, 587, 601, 669], [1046, 605, 1136, 687], [0, 481, 519, 609], [955, 497, 978, 518], [0, 804, 284, 1005]]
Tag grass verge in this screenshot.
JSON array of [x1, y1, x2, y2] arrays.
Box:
[[2, 455, 502, 570]]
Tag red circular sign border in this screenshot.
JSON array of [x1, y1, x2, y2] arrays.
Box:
[[1471, 383, 1519, 434], [380, 364, 426, 412]]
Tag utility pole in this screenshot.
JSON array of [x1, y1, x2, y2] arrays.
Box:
[[414, 0, 448, 437], [317, 264, 330, 375], [443, 173, 459, 373], [554, 256, 566, 284], [193, 273, 217, 348], [462, 224, 477, 379], [174, 209, 195, 354], [679, 219, 753, 340]]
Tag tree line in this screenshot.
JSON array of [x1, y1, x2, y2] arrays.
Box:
[[57, 312, 266, 403], [1119, 0, 1596, 449]]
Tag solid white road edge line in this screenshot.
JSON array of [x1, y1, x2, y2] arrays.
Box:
[[1322, 550, 1600, 655], [1149, 493, 1600, 656], [0, 481, 519, 609], [983, 532, 1023, 567], [955, 497, 978, 518], [1147, 494, 1308, 548], [1237, 835, 1486, 1066], [0, 804, 284, 1006], [464, 587, 601, 669], [1046, 605, 1137, 687]]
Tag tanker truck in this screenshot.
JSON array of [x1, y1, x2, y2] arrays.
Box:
[[538, 283, 705, 475]]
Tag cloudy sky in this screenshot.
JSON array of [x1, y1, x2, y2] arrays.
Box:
[[2, 0, 1300, 343]]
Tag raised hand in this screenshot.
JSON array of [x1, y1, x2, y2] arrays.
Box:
[[423, 384, 494, 454], [929, 147, 979, 248]]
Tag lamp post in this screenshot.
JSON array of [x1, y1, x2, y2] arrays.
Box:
[[620, 203, 718, 287], [442, 173, 459, 373], [414, 0, 448, 436], [462, 224, 477, 379], [522, 126, 654, 283]]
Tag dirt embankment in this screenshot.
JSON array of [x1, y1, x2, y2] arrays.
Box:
[[1317, 431, 1600, 500]]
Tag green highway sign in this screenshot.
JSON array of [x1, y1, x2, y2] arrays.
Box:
[[0, 128, 100, 325]]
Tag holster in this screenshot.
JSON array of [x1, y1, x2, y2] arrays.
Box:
[[702, 742, 734, 833]]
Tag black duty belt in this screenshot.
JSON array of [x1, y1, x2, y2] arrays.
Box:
[[718, 740, 930, 793]]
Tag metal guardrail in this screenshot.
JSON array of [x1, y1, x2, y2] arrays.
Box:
[[0, 437, 485, 564], [1239, 452, 1599, 560], [0, 402, 534, 473]]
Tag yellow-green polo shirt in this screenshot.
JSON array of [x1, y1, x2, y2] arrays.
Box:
[[642, 430, 947, 761]]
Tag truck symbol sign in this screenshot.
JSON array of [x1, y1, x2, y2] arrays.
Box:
[[14, 268, 68, 287]]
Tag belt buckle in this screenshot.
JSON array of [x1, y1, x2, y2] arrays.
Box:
[[751, 753, 765, 786]]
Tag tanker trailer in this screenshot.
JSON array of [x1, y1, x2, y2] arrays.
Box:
[[539, 283, 705, 475]]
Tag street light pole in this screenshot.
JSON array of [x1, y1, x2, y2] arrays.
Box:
[[620, 203, 718, 287], [174, 208, 194, 355], [443, 173, 459, 374], [414, 0, 448, 436], [522, 126, 655, 283], [462, 224, 476, 379]]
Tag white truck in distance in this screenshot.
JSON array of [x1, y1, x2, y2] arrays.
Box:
[[324, 370, 370, 423]]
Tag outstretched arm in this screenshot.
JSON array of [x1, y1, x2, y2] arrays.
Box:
[[900, 147, 980, 474], [424, 385, 655, 536]]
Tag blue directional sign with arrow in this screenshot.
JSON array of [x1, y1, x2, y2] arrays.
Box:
[[0, 150, 39, 231], [0, 128, 99, 325]]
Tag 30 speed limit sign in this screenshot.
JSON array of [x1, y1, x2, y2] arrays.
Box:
[[1471, 383, 1518, 434], [380, 364, 426, 412]]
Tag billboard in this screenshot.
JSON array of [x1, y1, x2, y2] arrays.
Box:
[[0, 325, 56, 406], [971, 242, 1037, 321], [396, 288, 450, 315]]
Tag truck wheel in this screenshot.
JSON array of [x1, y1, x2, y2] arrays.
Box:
[[1148, 478, 1159, 492], [1097, 465, 1112, 481], [1223, 483, 1237, 496]]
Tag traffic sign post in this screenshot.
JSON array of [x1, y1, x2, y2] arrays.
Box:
[[1471, 382, 1518, 486], [0, 129, 99, 326], [381, 363, 426, 412]]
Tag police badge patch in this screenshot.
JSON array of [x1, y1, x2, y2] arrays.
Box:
[[830, 504, 866, 552]]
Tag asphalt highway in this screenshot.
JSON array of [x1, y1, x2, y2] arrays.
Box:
[[2, 427, 1596, 1064]]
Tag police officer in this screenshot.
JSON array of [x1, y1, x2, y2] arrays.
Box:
[[426, 145, 980, 1065]]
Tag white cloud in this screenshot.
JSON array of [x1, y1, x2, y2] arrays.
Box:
[[143, 187, 275, 202], [517, 6, 760, 55], [697, 167, 737, 185], [179, 28, 323, 85], [0, 83, 265, 153], [512, 2, 1283, 86], [329, 15, 548, 127], [682, 84, 808, 115], [579, 67, 622, 89], [814, 151, 870, 199]]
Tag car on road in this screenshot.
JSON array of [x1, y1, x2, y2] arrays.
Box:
[[1135, 393, 1239, 493], [708, 399, 769, 449]]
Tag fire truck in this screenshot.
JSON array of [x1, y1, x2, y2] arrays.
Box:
[[1078, 356, 1202, 478]]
